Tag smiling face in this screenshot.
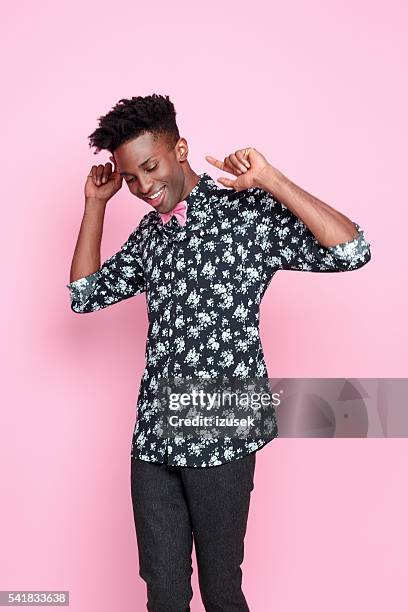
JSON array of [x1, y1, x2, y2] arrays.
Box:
[[113, 131, 191, 213]]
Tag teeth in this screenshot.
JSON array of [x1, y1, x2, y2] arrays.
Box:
[[147, 187, 164, 199]]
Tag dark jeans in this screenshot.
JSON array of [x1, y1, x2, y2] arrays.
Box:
[[130, 452, 257, 612]]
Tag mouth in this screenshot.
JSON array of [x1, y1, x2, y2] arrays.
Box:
[[144, 186, 166, 207]]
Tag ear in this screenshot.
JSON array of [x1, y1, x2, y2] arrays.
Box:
[[176, 137, 188, 162]]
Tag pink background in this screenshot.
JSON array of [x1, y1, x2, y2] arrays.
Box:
[[1, 1, 407, 610]]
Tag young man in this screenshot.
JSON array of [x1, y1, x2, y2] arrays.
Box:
[[66, 94, 371, 611]]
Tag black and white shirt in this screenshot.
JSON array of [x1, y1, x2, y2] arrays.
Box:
[[66, 172, 371, 467]]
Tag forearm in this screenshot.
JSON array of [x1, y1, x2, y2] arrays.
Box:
[[69, 198, 107, 283], [256, 165, 359, 247]]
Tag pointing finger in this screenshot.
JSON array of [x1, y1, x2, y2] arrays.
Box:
[[205, 155, 225, 171]]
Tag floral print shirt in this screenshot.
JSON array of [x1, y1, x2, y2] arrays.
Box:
[[66, 172, 371, 467]]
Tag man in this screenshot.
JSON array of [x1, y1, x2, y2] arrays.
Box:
[[66, 94, 371, 611]]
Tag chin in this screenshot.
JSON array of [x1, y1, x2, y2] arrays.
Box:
[[161, 203, 173, 213]]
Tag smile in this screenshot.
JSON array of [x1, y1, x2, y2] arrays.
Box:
[[146, 186, 166, 205]]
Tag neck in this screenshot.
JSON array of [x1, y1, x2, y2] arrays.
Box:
[[180, 166, 201, 201]]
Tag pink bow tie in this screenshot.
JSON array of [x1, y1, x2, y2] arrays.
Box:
[[159, 200, 188, 226]]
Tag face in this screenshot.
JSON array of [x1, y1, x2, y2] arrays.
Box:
[[113, 131, 187, 213]]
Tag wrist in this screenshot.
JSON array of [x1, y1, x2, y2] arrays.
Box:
[[254, 164, 285, 192], [84, 198, 108, 223], [85, 196, 108, 209]]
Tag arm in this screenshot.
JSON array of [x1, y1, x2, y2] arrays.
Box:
[[257, 165, 360, 247], [69, 197, 107, 284], [205, 148, 371, 273], [258, 188, 371, 273], [66, 209, 146, 313], [255, 167, 371, 273], [66, 161, 146, 313]]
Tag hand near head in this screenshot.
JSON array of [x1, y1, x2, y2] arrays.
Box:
[[84, 155, 123, 202], [205, 147, 272, 192]]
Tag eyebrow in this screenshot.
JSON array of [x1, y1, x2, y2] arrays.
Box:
[[119, 156, 155, 176]]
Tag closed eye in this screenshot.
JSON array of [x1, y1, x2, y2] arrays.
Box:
[[125, 163, 159, 183]]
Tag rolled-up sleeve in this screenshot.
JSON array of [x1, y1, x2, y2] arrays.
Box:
[[256, 190, 371, 274], [66, 227, 146, 313]]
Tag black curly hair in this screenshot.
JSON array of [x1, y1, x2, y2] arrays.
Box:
[[88, 94, 180, 155]]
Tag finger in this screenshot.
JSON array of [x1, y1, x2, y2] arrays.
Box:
[[224, 157, 240, 176], [102, 162, 112, 183], [229, 153, 247, 174], [95, 164, 105, 185], [236, 150, 250, 169], [96, 164, 105, 182], [227, 155, 243, 175], [217, 176, 236, 189], [89, 165, 98, 182], [205, 155, 225, 171]]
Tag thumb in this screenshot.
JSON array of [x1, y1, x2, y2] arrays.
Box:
[[217, 176, 235, 189]]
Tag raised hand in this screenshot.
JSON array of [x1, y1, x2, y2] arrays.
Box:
[[84, 156, 123, 202], [205, 147, 272, 192]]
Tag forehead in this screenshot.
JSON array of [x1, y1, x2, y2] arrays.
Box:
[[115, 132, 169, 168]]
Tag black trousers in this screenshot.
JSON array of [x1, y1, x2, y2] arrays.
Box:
[[130, 452, 257, 612]]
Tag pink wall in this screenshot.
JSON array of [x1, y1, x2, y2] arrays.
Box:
[[1, 1, 407, 610]]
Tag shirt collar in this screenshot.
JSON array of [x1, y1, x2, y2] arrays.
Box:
[[185, 172, 217, 209], [153, 172, 220, 238]]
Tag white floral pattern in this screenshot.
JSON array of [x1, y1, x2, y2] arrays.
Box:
[[66, 172, 371, 467]]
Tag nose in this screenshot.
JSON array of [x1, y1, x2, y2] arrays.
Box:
[[138, 175, 153, 196]]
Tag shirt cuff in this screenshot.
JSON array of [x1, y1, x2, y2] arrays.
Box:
[[66, 270, 100, 305], [326, 222, 370, 261]]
